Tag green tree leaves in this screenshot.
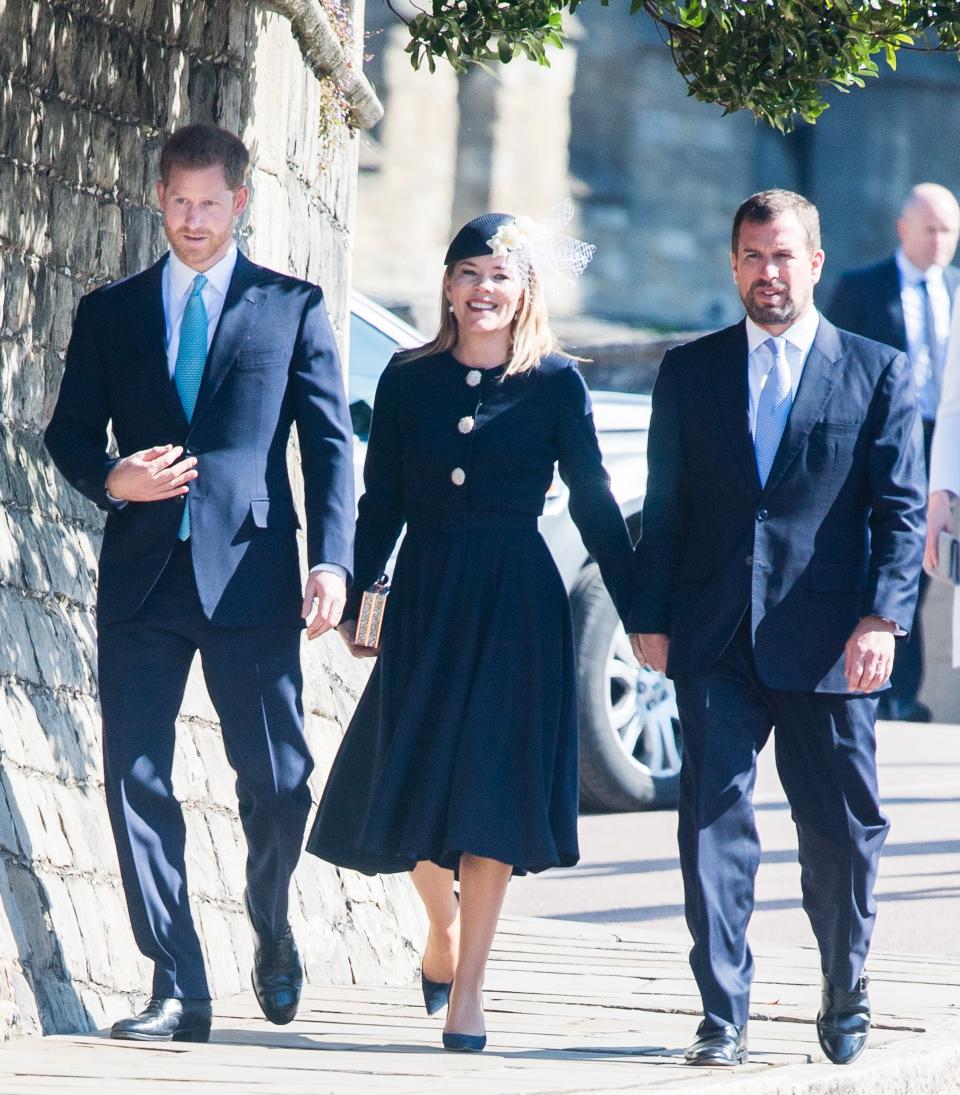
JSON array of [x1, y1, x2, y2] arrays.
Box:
[[397, 0, 960, 129]]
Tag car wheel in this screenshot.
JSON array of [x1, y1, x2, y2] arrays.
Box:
[[571, 563, 682, 812]]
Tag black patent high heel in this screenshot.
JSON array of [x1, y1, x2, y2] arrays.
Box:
[[442, 1030, 486, 1052], [421, 968, 453, 1015]]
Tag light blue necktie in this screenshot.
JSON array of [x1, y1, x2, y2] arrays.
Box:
[[917, 277, 947, 421], [173, 274, 208, 540], [754, 336, 792, 488]]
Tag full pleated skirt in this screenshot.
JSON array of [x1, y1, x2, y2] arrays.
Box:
[[306, 516, 580, 875]]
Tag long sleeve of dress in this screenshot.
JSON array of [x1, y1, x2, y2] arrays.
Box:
[[346, 361, 406, 620], [930, 288, 960, 496], [555, 368, 634, 621]]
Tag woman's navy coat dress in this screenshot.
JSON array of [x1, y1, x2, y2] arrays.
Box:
[[306, 350, 633, 875]]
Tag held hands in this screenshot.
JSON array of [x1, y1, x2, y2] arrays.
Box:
[[302, 571, 346, 640], [336, 617, 380, 659], [629, 632, 670, 674], [924, 490, 955, 574], [105, 444, 198, 502], [844, 615, 897, 693]]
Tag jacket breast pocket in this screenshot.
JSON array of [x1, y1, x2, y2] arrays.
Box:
[[806, 421, 860, 477], [250, 498, 300, 529], [809, 561, 867, 593], [812, 420, 861, 435], [235, 350, 286, 371]]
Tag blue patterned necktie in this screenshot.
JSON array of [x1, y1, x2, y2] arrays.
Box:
[[174, 273, 208, 540], [754, 336, 793, 488]]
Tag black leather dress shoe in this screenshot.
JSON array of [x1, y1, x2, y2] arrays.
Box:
[[684, 1020, 748, 1065], [817, 975, 870, 1064], [250, 921, 303, 1025], [110, 996, 212, 1042]]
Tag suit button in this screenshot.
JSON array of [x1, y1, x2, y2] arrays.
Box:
[[458, 416, 475, 434], [465, 370, 482, 388], [756, 508, 768, 522], [451, 467, 466, 486], [745, 555, 753, 566]]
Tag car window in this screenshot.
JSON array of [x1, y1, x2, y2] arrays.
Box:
[[349, 313, 399, 411]]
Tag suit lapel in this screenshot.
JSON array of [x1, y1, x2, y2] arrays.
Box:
[[881, 256, 907, 351], [125, 254, 189, 431], [714, 321, 762, 495], [762, 315, 842, 496], [190, 252, 265, 427]]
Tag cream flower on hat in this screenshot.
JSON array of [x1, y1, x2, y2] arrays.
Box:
[[487, 216, 534, 257]]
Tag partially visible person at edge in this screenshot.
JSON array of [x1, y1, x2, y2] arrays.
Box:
[[628, 190, 925, 1069], [44, 123, 355, 1043], [306, 213, 633, 1053], [926, 286, 960, 668], [827, 183, 960, 720]]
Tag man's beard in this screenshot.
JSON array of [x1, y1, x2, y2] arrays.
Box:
[[166, 225, 231, 267], [743, 279, 800, 326]]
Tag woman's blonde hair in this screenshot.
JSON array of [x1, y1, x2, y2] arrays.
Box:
[[403, 261, 558, 377]]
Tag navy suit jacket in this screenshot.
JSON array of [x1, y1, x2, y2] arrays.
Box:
[[45, 252, 355, 628], [627, 315, 926, 693], [827, 255, 960, 356]]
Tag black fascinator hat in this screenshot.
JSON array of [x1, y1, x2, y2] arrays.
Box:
[[444, 213, 516, 265]]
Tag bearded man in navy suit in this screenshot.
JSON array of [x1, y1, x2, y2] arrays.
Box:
[[628, 190, 925, 1068], [45, 124, 355, 1042]]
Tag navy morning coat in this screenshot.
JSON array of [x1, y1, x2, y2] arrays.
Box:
[[627, 316, 927, 693], [44, 251, 355, 628]]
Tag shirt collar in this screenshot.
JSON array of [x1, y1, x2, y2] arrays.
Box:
[[168, 242, 238, 301], [896, 247, 943, 287], [745, 306, 821, 358]]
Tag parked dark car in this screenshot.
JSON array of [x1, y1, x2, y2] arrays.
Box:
[[348, 292, 681, 812]]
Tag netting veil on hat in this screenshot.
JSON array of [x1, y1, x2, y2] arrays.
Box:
[[443, 201, 596, 284]]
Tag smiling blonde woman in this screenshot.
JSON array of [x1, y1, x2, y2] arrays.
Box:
[[306, 212, 633, 1052]]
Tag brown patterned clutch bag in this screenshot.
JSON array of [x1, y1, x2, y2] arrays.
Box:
[[355, 574, 390, 649]]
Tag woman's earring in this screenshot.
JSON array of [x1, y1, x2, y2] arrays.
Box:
[[448, 305, 454, 313]]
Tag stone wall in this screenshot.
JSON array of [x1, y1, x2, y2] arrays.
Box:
[[0, 0, 423, 1039]]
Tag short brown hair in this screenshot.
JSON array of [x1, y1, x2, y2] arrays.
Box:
[[160, 124, 250, 190], [732, 189, 821, 255]]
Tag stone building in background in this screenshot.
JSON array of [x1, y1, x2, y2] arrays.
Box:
[[0, 0, 423, 1038], [356, 3, 960, 335]]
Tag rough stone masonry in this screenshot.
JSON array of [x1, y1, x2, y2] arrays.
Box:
[[0, 0, 423, 1038]]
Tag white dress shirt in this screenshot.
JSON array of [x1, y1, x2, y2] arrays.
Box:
[[745, 307, 821, 438], [896, 248, 951, 422]]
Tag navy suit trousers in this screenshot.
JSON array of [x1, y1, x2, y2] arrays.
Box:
[[674, 620, 889, 1030], [98, 541, 313, 999]]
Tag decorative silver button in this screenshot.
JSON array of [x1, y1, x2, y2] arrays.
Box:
[[458, 416, 475, 434], [465, 370, 482, 387], [451, 467, 466, 486]]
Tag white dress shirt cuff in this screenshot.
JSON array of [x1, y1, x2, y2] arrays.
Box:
[[310, 563, 348, 580]]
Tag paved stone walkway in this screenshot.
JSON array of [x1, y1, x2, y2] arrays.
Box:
[[0, 916, 957, 1094]]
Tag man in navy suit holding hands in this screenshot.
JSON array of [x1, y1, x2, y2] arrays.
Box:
[[45, 124, 355, 1042], [629, 191, 925, 1067]]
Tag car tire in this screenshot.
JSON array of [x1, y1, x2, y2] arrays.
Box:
[[571, 563, 683, 813]]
